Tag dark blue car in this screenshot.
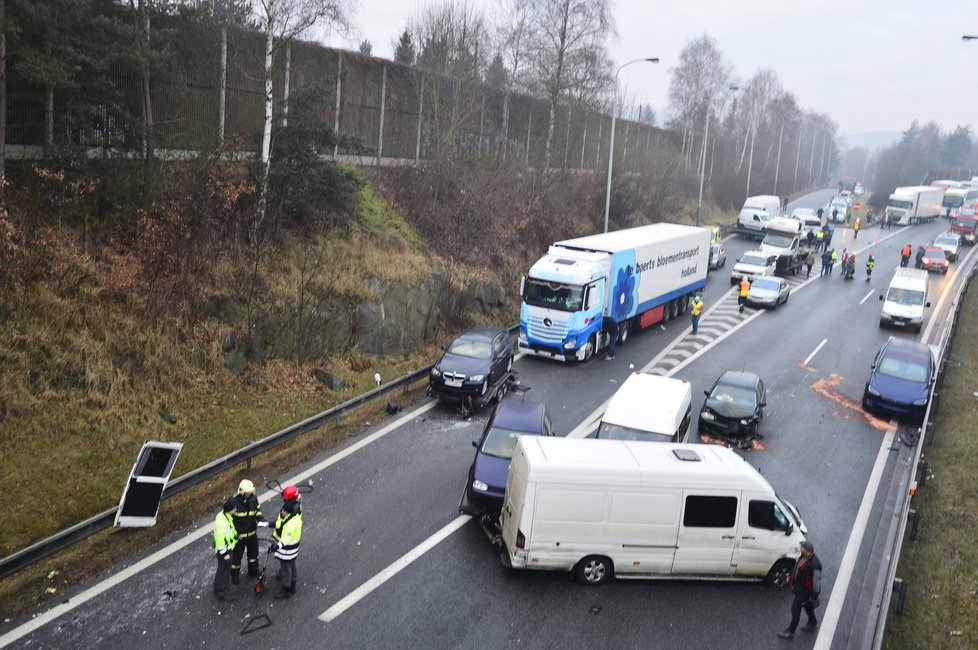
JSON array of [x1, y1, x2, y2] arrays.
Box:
[[459, 397, 554, 515], [862, 337, 936, 420]]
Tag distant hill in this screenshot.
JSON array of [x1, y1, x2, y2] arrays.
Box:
[[842, 131, 901, 151]]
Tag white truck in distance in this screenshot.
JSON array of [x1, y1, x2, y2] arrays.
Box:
[[759, 216, 813, 275], [519, 224, 710, 362], [885, 186, 944, 226], [730, 250, 777, 285]]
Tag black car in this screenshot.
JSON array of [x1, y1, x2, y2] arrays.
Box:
[[429, 326, 515, 413], [459, 396, 554, 516], [698, 370, 767, 441]]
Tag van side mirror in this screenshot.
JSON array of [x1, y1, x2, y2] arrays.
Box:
[[785, 522, 794, 536], [759, 401, 767, 408], [926, 302, 931, 307]]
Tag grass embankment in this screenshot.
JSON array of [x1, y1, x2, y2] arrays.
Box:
[[0, 186, 452, 617], [883, 280, 978, 647]]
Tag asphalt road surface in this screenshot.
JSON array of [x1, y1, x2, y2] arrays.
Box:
[[2, 191, 971, 650]]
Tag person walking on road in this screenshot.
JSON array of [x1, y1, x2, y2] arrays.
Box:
[[829, 249, 838, 275], [820, 249, 832, 277], [866, 254, 875, 282], [805, 250, 816, 278], [853, 218, 860, 240], [690, 295, 704, 334], [271, 485, 303, 599], [738, 278, 751, 313], [900, 243, 912, 267], [604, 318, 619, 360], [915, 244, 926, 269], [213, 498, 238, 602], [779, 541, 822, 639], [230, 479, 265, 585]]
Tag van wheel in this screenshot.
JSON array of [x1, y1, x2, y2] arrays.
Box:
[[575, 555, 613, 586], [618, 321, 630, 345], [765, 559, 794, 587]]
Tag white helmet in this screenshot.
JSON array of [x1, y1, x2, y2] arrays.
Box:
[[238, 479, 255, 495]]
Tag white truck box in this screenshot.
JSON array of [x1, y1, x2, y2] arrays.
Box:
[[519, 224, 710, 362], [597, 373, 692, 443], [879, 268, 930, 332], [499, 437, 808, 585], [885, 186, 944, 226]]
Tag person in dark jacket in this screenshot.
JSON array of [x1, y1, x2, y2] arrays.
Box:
[[915, 244, 926, 269], [820, 250, 832, 277], [779, 541, 822, 638], [230, 479, 265, 585]]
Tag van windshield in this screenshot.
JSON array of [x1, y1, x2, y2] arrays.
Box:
[[596, 422, 673, 443], [886, 287, 925, 306], [523, 278, 584, 312]]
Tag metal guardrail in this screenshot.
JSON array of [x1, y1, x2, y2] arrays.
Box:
[[0, 364, 433, 581]]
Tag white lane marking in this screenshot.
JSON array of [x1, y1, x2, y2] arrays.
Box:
[[803, 338, 828, 366], [319, 515, 471, 623], [814, 426, 896, 650], [859, 289, 875, 305], [0, 399, 440, 648]]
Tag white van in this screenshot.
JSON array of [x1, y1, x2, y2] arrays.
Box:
[[879, 268, 930, 333], [597, 374, 692, 443], [738, 195, 782, 237], [500, 438, 808, 586]]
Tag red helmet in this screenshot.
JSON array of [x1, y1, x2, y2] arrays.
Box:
[[282, 485, 300, 501]]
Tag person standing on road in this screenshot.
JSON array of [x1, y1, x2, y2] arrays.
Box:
[[779, 541, 822, 639], [853, 218, 860, 240], [832, 208, 839, 224], [213, 498, 238, 602], [815, 228, 824, 252], [805, 250, 816, 278], [604, 318, 619, 360], [829, 249, 838, 274], [820, 249, 832, 277], [271, 485, 303, 599], [738, 278, 751, 313], [690, 295, 704, 334], [915, 244, 926, 269], [806, 229, 815, 249], [839, 249, 848, 275], [866, 254, 875, 282], [230, 479, 265, 585], [900, 244, 912, 267]]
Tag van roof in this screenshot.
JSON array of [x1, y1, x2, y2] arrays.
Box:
[[600, 373, 692, 435], [889, 267, 928, 289], [517, 437, 773, 490]]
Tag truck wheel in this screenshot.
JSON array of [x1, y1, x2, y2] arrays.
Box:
[[765, 559, 794, 587], [618, 321, 630, 345], [574, 555, 613, 586], [679, 295, 690, 314], [581, 335, 595, 362]]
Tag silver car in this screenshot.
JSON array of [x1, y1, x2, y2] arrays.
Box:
[[746, 276, 790, 309], [933, 232, 961, 261], [709, 243, 726, 270]]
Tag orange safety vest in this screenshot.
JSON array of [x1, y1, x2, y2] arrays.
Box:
[[691, 299, 703, 316], [901, 245, 911, 257], [739, 280, 750, 297]]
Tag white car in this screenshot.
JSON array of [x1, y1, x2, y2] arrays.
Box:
[[709, 242, 727, 270], [731, 251, 777, 285], [933, 232, 961, 261], [827, 199, 849, 223], [790, 208, 821, 235], [746, 276, 790, 309]]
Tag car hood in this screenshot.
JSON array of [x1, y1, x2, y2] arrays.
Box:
[[705, 398, 755, 419], [473, 452, 511, 491], [749, 286, 779, 299], [734, 262, 769, 273], [436, 353, 490, 377], [871, 373, 929, 405]]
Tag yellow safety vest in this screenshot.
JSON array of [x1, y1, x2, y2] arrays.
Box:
[[739, 281, 750, 297], [691, 300, 703, 316], [214, 511, 237, 556]]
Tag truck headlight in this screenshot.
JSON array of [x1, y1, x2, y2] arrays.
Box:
[[518, 331, 528, 344], [700, 411, 715, 422], [563, 339, 577, 349], [472, 479, 488, 492]]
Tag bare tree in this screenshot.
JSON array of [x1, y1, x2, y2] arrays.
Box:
[[0, 0, 6, 202], [526, 0, 616, 169], [250, 0, 352, 240]]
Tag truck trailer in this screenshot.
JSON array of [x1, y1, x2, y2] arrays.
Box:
[[884, 186, 945, 226], [518, 224, 710, 362]]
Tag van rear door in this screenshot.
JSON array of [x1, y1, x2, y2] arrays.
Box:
[[673, 491, 738, 575], [731, 494, 794, 577]]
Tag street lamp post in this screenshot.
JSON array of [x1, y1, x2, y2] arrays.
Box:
[[604, 57, 658, 233], [773, 120, 784, 196], [696, 85, 738, 227], [745, 121, 756, 200]]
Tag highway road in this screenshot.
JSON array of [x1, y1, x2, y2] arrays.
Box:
[[2, 190, 972, 649]]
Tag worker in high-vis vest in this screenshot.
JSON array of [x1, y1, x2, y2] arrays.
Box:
[[271, 485, 303, 599], [690, 295, 704, 334], [738, 278, 751, 313], [213, 498, 238, 602]]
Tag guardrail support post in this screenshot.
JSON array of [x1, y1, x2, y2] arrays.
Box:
[[908, 509, 921, 541], [246, 441, 254, 471], [926, 420, 936, 446], [918, 459, 928, 487], [893, 577, 908, 614]]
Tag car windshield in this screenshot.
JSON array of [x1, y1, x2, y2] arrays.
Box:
[[878, 355, 930, 383], [447, 336, 493, 359], [523, 278, 584, 312], [597, 422, 672, 443], [762, 233, 794, 247], [954, 219, 977, 229], [752, 278, 780, 291], [740, 254, 768, 266], [709, 383, 757, 409], [936, 236, 957, 247], [479, 426, 527, 458], [888, 199, 912, 210], [924, 248, 944, 258], [886, 288, 925, 306]]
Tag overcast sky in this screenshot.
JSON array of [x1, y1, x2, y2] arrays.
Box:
[[328, 0, 977, 146]]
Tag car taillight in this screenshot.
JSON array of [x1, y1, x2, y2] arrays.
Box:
[[516, 529, 526, 549]]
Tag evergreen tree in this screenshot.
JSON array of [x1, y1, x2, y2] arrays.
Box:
[[484, 52, 507, 89], [394, 29, 415, 65], [358, 39, 372, 56]]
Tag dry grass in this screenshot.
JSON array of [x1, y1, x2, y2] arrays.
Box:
[[882, 281, 978, 648]]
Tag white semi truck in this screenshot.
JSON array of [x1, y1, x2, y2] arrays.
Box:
[[518, 224, 710, 362], [884, 186, 945, 226]]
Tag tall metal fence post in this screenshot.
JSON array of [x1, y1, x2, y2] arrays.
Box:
[[415, 74, 424, 164], [377, 63, 386, 165], [218, 25, 227, 146], [524, 109, 532, 167], [332, 53, 342, 158]]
